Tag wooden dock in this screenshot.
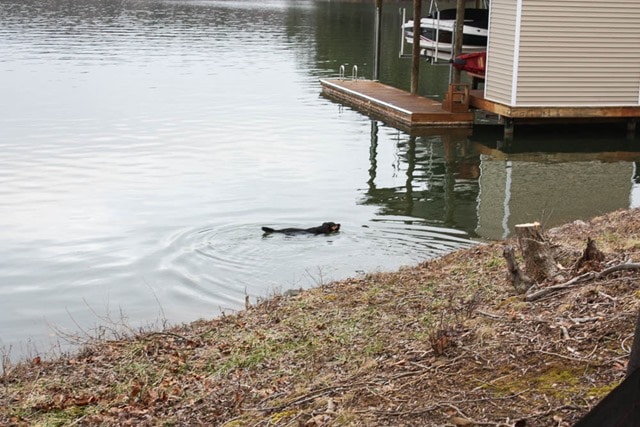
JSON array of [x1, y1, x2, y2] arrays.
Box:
[[320, 79, 474, 129], [321, 79, 640, 140]]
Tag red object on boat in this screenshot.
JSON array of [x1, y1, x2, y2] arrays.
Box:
[[452, 51, 486, 79]]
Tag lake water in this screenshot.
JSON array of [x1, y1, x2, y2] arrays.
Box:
[[1, 0, 640, 361]]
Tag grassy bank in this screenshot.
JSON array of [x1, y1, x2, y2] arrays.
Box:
[[3, 209, 640, 426]]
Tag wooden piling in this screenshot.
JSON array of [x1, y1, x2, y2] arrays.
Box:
[[452, 0, 465, 84], [373, 0, 382, 81], [410, 0, 421, 95]]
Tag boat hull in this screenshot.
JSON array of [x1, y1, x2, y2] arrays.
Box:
[[452, 51, 486, 79], [403, 8, 488, 56]]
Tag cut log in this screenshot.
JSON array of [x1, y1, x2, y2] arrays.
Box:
[[515, 222, 565, 283], [503, 245, 534, 294]]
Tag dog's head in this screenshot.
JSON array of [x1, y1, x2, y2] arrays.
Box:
[[322, 222, 341, 232]]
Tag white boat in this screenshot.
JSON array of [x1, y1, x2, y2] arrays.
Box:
[[403, 6, 488, 59]]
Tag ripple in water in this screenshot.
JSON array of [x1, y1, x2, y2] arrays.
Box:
[[151, 219, 475, 319]]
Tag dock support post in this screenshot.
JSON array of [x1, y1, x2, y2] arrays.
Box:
[[373, 0, 382, 81], [503, 118, 514, 144], [627, 118, 637, 140], [452, 0, 465, 84], [410, 0, 421, 94]]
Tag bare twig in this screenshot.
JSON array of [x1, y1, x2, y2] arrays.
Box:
[[537, 349, 600, 364], [256, 383, 367, 413], [477, 310, 502, 320]]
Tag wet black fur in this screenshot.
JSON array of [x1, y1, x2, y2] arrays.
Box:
[[261, 222, 340, 235]]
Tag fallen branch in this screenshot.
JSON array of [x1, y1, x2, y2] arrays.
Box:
[[524, 272, 594, 301], [599, 262, 640, 276], [525, 263, 640, 301]]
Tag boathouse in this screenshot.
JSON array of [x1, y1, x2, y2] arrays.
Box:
[[474, 0, 640, 130], [320, 0, 640, 137]]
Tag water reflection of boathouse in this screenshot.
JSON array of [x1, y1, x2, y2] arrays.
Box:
[[361, 123, 640, 240], [476, 149, 637, 240]]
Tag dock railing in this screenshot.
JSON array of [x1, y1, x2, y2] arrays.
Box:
[[338, 64, 359, 81]]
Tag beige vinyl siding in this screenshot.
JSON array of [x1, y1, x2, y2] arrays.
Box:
[[515, 0, 640, 106], [484, 0, 518, 104]]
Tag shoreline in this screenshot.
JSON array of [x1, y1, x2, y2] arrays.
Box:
[[3, 209, 640, 425]]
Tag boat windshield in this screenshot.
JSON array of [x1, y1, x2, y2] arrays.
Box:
[[429, 0, 489, 15]]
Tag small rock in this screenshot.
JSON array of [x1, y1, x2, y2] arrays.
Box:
[[450, 416, 475, 426]]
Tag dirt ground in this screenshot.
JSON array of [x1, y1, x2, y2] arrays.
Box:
[[3, 209, 640, 426]]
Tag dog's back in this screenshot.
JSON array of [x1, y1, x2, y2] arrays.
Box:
[[262, 222, 340, 235]]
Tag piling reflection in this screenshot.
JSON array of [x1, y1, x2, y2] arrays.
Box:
[[361, 121, 480, 236], [362, 120, 640, 241]]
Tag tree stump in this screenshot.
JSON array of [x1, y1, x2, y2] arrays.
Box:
[[573, 237, 605, 272], [515, 222, 565, 283], [502, 245, 533, 294]]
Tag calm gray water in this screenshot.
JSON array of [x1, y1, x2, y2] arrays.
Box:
[[1, 0, 639, 360]]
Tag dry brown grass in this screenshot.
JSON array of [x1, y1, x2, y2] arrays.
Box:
[[3, 209, 640, 426]]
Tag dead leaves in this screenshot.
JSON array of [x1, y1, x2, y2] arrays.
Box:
[[33, 393, 98, 411]]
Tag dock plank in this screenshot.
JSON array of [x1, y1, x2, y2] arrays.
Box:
[[320, 79, 474, 128]]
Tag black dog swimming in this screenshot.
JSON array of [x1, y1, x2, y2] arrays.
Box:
[[261, 222, 340, 235]]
